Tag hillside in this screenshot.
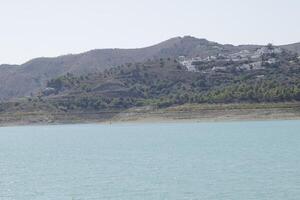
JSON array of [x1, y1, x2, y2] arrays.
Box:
[[280, 42, 300, 54], [0, 43, 300, 125], [0, 36, 299, 102], [1, 44, 299, 109], [0, 36, 281, 101], [47, 47, 300, 105]]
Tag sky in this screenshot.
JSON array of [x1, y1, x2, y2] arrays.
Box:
[[1, 0, 300, 64]]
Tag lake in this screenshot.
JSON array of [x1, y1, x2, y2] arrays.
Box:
[[0, 120, 300, 200]]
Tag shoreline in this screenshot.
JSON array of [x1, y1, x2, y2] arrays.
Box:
[[1, 102, 300, 127], [1, 116, 300, 128]]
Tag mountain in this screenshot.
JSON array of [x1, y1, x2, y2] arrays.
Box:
[[42, 45, 300, 106], [0, 36, 299, 101], [0, 42, 300, 125]]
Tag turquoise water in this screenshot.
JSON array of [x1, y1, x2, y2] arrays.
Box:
[[0, 121, 300, 200]]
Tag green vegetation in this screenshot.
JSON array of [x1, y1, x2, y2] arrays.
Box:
[[1, 46, 300, 118], [34, 48, 300, 111]]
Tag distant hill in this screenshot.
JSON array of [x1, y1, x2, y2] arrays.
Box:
[[0, 42, 300, 125], [0, 36, 298, 101], [41, 46, 300, 108]]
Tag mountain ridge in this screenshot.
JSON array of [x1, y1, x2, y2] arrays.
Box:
[[2, 36, 300, 67]]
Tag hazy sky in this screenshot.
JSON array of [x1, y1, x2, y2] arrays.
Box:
[[1, 0, 300, 64]]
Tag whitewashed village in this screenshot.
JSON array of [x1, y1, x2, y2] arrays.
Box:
[[178, 45, 298, 73]]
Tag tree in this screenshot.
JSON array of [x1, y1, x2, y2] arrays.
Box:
[[267, 43, 274, 50]]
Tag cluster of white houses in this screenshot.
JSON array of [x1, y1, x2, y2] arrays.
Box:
[[179, 47, 283, 72]]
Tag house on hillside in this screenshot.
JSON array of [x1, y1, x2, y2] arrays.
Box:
[[212, 66, 227, 72]]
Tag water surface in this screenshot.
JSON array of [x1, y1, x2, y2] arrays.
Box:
[[0, 120, 300, 200]]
